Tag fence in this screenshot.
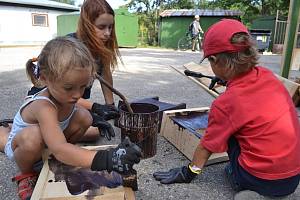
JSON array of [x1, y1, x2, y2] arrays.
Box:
[[273, 11, 288, 53], [274, 20, 287, 44]]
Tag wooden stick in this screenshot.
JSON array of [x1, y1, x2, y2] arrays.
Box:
[[96, 75, 134, 114], [169, 65, 219, 98]]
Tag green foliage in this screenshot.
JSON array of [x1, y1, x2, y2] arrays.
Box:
[[203, 0, 290, 25], [50, 0, 75, 5], [126, 0, 290, 45], [127, 0, 196, 45], [161, 0, 195, 10]]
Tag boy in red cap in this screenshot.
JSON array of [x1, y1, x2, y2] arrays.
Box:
[[153, 19, 300, 197]]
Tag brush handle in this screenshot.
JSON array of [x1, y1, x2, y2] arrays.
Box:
[[96, 75, 134, 114]]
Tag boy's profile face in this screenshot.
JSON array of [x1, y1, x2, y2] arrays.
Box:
[[208, 56, 228, 80]]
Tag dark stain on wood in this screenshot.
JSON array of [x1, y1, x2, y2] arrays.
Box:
[[170, 111, 209, 138], [48, 156, 123, 195]]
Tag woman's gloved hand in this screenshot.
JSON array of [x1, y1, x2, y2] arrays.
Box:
[[91, 103, 120, 121], [90, 111, 115, 140], [91, 137, 142, 174]]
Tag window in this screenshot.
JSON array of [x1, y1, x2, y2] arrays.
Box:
[[32, 13, 48, 27]]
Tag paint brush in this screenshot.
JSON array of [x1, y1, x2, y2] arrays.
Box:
[[96, 75, 134, 114]]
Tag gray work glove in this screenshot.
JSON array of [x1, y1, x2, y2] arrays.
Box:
[[153, 166, 198, 184]]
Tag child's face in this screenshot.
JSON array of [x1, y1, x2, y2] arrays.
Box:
[[94, 13, 114, 43], [46, 68, 92, 105], [209, 57, 228, 80]]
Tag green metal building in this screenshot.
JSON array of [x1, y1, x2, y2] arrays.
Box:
[[57, 8, 138, 47], [159, 9, 242, 49]]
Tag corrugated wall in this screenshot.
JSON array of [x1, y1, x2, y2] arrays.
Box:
[[57, 13, 79, 36], [159, 16, 239, 49], [115, 9, 138, 47], [57, 9, 138, 47]]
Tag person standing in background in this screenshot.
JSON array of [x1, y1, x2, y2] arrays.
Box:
[[190, 15, 204, 51]]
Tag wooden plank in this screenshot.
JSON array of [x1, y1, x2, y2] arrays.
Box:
[[182, 62, 226, 95], [32, 146, 135, 200], [275, 74, 300, 105], [169, 65, 219, 98], [31, 151, 51, 200], [182, 62, 300, 105], [291, 48, 300, 70], [160, 107, 228, 165], [124, 187, 136, 200]]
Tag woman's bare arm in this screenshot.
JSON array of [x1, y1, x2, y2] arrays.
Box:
[[100, 69, 114, 105]]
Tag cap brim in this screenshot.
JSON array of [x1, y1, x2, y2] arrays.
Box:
[[199, 56, 206, 64]]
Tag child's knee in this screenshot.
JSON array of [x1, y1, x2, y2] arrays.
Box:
[[76, 108, 93, 128], [15, 126, 44, 152]]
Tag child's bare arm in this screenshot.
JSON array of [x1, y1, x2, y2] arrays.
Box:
[[33, 101, 96, 168], [32, 101, 141, 173]]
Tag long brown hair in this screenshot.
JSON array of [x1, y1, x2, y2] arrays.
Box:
[[77, 0, 121, 72]]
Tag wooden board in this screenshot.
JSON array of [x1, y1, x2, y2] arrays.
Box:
[[275, 74, 300, 106], [160, 107, 228, 165], [182, 62, 226, 96], [183, 62, 300, 106], [31, 145, 135, 200], [291, 49, 300, 70]]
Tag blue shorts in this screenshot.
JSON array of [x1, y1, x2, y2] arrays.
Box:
[[227, 136, 300, 197]]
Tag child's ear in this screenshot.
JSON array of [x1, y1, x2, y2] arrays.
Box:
[[39, 74, 45, 81], [39, 74, 47, 84], [208, 55, 217, 63]]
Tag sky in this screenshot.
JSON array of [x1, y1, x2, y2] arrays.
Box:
[[75, 0, 129, 8]]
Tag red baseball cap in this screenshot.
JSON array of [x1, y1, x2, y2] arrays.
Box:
[[200, 19, 250, 63]]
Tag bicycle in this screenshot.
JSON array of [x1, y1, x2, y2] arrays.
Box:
[[177, 31, 203, 51]]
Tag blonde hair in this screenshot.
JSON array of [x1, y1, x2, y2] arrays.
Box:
[[77, 0, 121, 72], [211, 33, 259, 78], [26, 36, 96, 86]]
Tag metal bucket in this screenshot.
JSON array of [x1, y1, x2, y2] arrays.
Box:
[[119, 103, 159, 159]]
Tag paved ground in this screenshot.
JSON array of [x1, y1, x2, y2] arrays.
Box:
[[0, 47, 299, 200]]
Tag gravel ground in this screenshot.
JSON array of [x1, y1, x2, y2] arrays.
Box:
[[0, 47, 299, 200]]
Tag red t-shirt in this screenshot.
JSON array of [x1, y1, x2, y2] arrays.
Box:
[[201, 66, 300, 180]]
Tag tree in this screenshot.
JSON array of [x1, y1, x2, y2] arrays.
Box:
[[127, 0, 196, 45], [200, 0, 290, 25], [126, 0, 290, 45], [51, 0, 75, 5]]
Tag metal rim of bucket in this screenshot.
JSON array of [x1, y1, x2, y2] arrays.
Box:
[[119, 103, 159, 114], [119, 103, 160, 129]]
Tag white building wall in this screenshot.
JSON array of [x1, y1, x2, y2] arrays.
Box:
[[0, 6, 68, 46]]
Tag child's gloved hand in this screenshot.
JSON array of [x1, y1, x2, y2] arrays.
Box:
[[153, 165, 199, 184], [90, 111, 115, 141], [91, 137, 142, 174], [91, 102, 120, 121]]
